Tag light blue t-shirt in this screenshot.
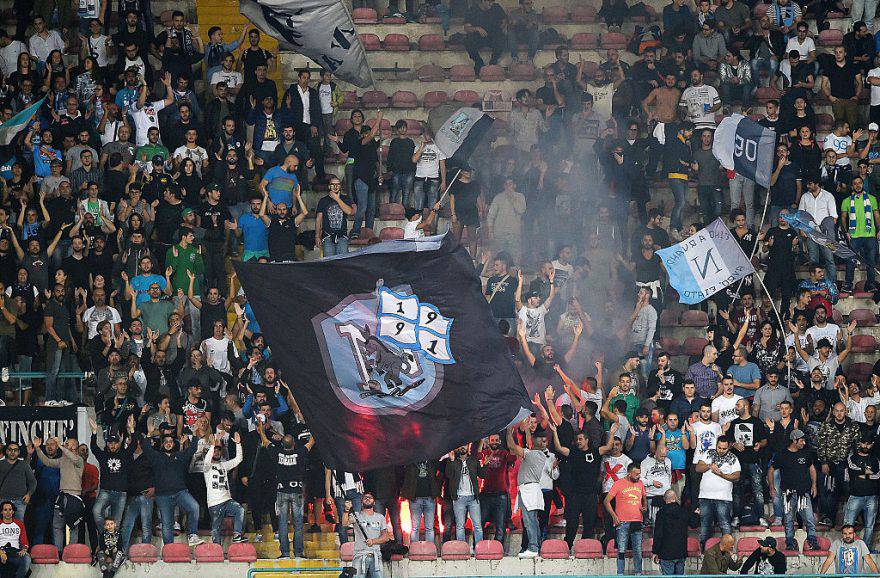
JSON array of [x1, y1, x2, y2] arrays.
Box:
[[130, 274, 166, 305], [263, 165, 299, 208], [657, 428, 686, 470], [238, 213, 268, 253], [727, 362, 763, 398]]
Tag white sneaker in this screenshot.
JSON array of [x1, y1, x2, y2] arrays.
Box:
[[732, 517, 740, 527], [759, 517, 769, 527], [772, 517, 783, 526], [174, 522, 181, 532], [1, 368, 8, 383], [188, 534, 204, 546], [518, 550, 538, 559]]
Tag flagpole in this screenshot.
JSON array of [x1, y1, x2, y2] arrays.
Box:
[[731, 182, 771, 304], [437, 169, 462, 208]]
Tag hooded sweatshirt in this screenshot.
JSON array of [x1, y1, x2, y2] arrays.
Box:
[[140, 438, 199, 495]]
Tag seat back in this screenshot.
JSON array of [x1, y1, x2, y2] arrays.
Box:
[[62, 544, 92, 564], [31, 544, 60, 564], [408, 540, 438, 560], [474, 539, 503, 560], [440, 540, 471, 560], [572, 538, 602, 559], [194, 542, 225, 563], [539, 538, 569, 559], [161, 543, 193, 563], [128, 543, 158, 563]]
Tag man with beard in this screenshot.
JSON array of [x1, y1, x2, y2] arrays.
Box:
[[639, 443, 672, 523], [229, 195, 269, 262], [740, 536, 787, 574], [43, 283, 79, 404], [341, 492, 391, 578], [696, 438, 740, 549], [88, 418, 135, 528], [549, 422, 613, 547], [257, 421, 313, 557], [476, 433, 515, 545], [604, 462, 647, 575], [842, 436, 879, 550], [821, 524, 879, 573], [725, 398, 768, 527], [507, 426, 558, 558], [79, 287, 122, 340], [815, 402, 862, 526], [517, 319, 583, 382]]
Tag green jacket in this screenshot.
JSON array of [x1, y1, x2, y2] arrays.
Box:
[[816, 418, 862, 465], [700, 543, 743, 574]]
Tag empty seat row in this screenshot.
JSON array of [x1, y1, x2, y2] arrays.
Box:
[[336, 88, 480, 112], [30, 542, 258, 565], [351, 5, 604, 25], [359, 31, 631, 53]]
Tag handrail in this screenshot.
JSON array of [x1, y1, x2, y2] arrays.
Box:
[[247, 566, 344, 578]]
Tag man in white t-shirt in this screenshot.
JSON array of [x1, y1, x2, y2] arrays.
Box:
[[784, 22, 816, 64], [0, 32, 27, 78], [412, 132, 447, 210], [201, 320, 233, 376], [696, 438, 741, 548], [131, 72, 174, 146], [402, 203, 440, 239], [210, 53, 243, 99], [679, 69, 722, 130], [515, 269, 557, 350], [173, 128, 209, 175], [804, 305, 840, 353], [868, 67, 880, 127], [81, 287, 123, 339], [711, 376, 743, 426], [823, 120, 858, 167]]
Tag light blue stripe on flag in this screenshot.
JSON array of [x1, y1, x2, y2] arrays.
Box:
[[0, 97, 45, 146]]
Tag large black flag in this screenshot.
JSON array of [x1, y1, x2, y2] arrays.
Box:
[[234, 234, 531, 471]]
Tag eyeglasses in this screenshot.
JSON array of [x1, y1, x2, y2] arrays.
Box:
[[329, 183, 341, 188]]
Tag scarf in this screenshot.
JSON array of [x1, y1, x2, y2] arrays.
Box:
[[848, 193, 874, 234]]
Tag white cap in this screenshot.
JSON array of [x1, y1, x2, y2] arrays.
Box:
[[869, 123, 879, 131]]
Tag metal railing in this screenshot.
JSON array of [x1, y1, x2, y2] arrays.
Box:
[[5, 371, 88, 405], [248, 566, 344, 578]]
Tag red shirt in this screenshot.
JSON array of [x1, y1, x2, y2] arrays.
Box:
[[0, 519, 27, 550], [607, 477, 646, 522], [478, 449, 515, 493], [82, 463, 99, 501]]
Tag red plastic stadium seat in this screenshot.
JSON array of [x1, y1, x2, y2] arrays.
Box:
[[542, 6, 568, 22], [365, 118, 392, 139], [227, 542, 257, 563], [680, 310, 709, 326], [752, 3, 769, 17], [687, 537, 701, 557], [641, 538, 653, 555], [850, 308, 877, 326], [352, 7, 378, 23], [509, 63, 537, 81], [379, 203, 406, 220], [384, 33, 411, 51], [418, 34, 446, 51], [682, 337, 709, 356], [194, 543, 224, 563], [62, 544, 92, 564], [360, 33, 381, 51], [659, 309, 679, 327], [424, 91, 449, 108], [606, 539, 632, 558], [705, 537, 721, 552], [853, 280, 873, 297], [601, 32, 627, 49], [450, 64, 476, 81], [659, 337, 681, 356], [453, 90, 481, 105], [350, 227, 377, 246], [818, 29, 844, 46], [571, 33, 599, 50], [755, 86, 781, 103], [539, 538, 569, 559], [814, 113, 834, 131], [404, 119, 423, 135], [379, 227, 404, 241], [571, 5, 598, 22], [340, 91, 359, 110], [162, 543, 192, 563], [479, 64, 505, 82], [848, 362, 873, 382], [417, 64, 446, 82], [361, 90, 390, 108], [30, 545, 59, 564], [573, 538, 603, 559], [441, 540, 471, 560], [391, 90, 419, 108], [340, 541, 355, 561], [803, 536, 831, 556], [408, 540, 438, 560], [778, 538, 799, 557], [475, 539, 504, 560], [383, 16, 407, 24], [335, 119, 353, 136], [737, 537, 760, 556], [850, 333, 878, 352], [128, 543, 158, 563]]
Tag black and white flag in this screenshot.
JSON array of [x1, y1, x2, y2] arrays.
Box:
[[713, 114, 776, 188], [435, 107, 494, 167], [240, 0, 374, 88], [233, 234, 531, 471]]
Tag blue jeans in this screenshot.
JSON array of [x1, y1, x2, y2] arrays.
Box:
[[410, 496, 436, 543], [783, 492, 816, 546], [352, 178, 375, 236], [355, 553, 383, 578], [808, 239, 837, 290], [412, 177, 440, 211], [750, 57, 779, 86], [0, 553, 29, 578], [668, 178, 688, 231], [699, 498, 732, 544], [479, 492, 508, 542], [844, 495, 877, 549], [390, 172, 414, 206], [846, 236, 878, 286], [209, 499, 245, 544], [276, 492, 304, 556], [322, 236, 349, 256], [93, 489, 126, 527], [45, 346, 79, 403], [697, 185, 723, 224], [155, 490, 200, 544], [772, 469, 783, 520], [659, 558, 685, 575], [121, 493, 154, 550], [520, 504, 540, 553], [734, 462, 764, 518], [335, 490, 362, 545], [615, 521, 643, 575], [452, 495, 482, 544]]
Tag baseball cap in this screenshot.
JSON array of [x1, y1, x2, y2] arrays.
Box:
[[758, 537, 777, 549], [50, 159, 62, 166], [106, 434, 121, 443], [870, 123, 879, 131], [625, 350, 642, 360], [151, 154, 165, 165], [525, 290, 541, 300], [816, 338, 832, 349], [206, 182, 221, 191], [181, 207, 194, 218], [790, 429, 805, 441]]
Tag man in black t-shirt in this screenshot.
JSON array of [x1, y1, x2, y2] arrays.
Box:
[[257, 420, 313, 558], [315, 178, 355, 257], [767, 429, 819, 551], [646, 352, 684, 410], [463, 0, 507, 74], [823, 45, 862, 129], [726, 398, 768, 526], [485, 253, 517, 327], [239, 29, 275, 81], [197, 184, 233, 295], [762, 212, 799, 313], [550, 424, 613, 547]]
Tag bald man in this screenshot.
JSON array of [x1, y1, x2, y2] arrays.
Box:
[[815, 401, 862, 526], [700, 534, 742, 573]]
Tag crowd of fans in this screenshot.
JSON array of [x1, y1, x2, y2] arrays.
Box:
[[1, 0, 880, 576]]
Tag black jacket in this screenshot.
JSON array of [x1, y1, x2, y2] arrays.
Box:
[[652, 502, 690, 560], [444, 456, 486, 501], [281, 84, 322, 129], [740, 548, 786, 574], [90, 433, 135, 493], [126, 449, 154, 495]]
